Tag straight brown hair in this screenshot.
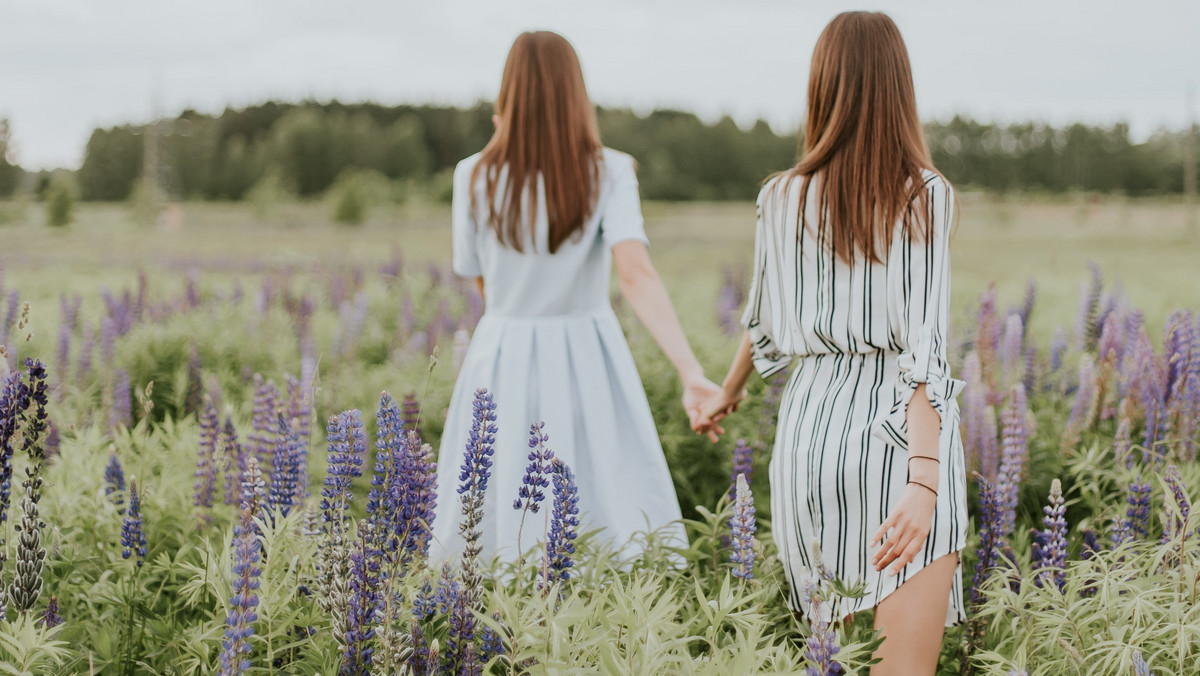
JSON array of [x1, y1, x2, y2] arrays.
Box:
[[779, 11, 940, 264], [471, 31, 602, 254]]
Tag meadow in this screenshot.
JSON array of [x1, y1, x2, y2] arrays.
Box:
[[0, 193, 1198, 675]]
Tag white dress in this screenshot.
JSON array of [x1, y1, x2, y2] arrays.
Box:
[[744, 171, 968, 626], [431, 148, 688, 564]]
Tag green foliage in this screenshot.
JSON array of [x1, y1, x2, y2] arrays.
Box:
[[44, 174, 75, 227], [0, 118, 22, 198]]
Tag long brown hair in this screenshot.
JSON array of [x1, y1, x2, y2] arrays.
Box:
[[470, 31, 602, 254], [781, 11, 939, 264]]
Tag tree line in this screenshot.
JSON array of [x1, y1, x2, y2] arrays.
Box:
[[1, 101, 1195, 202]]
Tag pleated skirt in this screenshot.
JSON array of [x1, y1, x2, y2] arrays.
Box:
[[430, 307, 688, 564]]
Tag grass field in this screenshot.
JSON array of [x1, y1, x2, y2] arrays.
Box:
[[4, 193, 1198, 341]]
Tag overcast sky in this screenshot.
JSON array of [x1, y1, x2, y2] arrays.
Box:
[[3, 0, 1197, 169]]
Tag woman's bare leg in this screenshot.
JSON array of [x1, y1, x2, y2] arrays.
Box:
[[870, 552, 958, 676]]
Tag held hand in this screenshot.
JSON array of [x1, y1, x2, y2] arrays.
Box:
[[690, 387, 746, 442], [682, 377, 726, 443], [870, 481, 938, 576]]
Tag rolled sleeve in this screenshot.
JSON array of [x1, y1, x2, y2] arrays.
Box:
[[741, 191, 791, 379]]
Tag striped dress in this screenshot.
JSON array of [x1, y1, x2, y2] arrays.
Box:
[[744, 170, 968, 626]]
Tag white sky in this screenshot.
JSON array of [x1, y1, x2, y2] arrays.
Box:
[[2, 0, 1197, 169]]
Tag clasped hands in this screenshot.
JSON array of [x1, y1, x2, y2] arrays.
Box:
[[682, 376, 746, 443]]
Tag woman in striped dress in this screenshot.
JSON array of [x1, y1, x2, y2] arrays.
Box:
[[698, 12, 968, 675]]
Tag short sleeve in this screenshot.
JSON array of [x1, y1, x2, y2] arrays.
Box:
[[599, 154, 649, 248], [873, 175, 966, 451], [740, 187, 791, 379], [451, 158, 483, 277]]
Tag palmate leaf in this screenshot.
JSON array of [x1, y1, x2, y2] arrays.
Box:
[[0, 617, 70, 674]]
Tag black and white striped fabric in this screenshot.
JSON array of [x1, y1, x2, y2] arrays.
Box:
[[743, 170, 968, 626]]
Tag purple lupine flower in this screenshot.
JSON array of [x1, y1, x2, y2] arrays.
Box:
[[1017, 278, 1036, 331], [220, 417, 245, 507], [995, 385, 1028, 538], [284, 373, 311, 456], [241, 457, 266, 516], [971, 475, 1005, 607], [267, 416, 303, 520], [104, 451, 126, 513], [446, 582, 479, 676], [1113, 478, 1153, 546], [76, 322, 94, 382], [542, 457, 580, 591], [366, 392, 405, 560], [54, 323, 70, 394], [248, 375, 279, 475], [1114, 417, 1134, 470], [341, 523, 380, 675], [219, 504, 263, 675], [801, 578, 842, 676], [0, 370, 30, 526], [1126, 329, 1167, 450], [999, 314, 1024, 385], [960, 352, 991, 475], [729, 439, 753, 504], [99, 316, 117, 369], [717, 267, 745, 336], [1097, 311, 1125, 369], [478, 611, 505, 664], [7, 360, 50, 613], [110, 368, 131, 432], [194, 399, 219, 511], [1074, 262, 1103, 351], [1032, 479, 1068, 591], [39, 596, 62, 629], [1066, 354, 1099, 445], [1049, 327, 1068, 379], [1022, 345, 1038, 402], [121, 479, 147, 565], [401, 393, 421, 432], [457, 389, 497, 606], [3, 291, 20, 347], [514, 422, 554, 556], [1161, 464, 1190, 545], [321, 410, 366, 534], [1132, 650, 1153, 676], [397, 431, 437, 564], [1081, 528, 1100, 560], [729, 474, 757, 580]]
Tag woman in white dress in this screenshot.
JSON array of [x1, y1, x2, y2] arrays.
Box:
[[699, 12, 968, 676], [432, 31, 720, 564]]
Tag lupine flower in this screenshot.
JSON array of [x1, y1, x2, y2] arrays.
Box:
[[0, 369, 30, 526], [729, 439, 753, 504], [267, 416, 303, 520], [316, 410, 365, 616], [1049, 327, 1068, 379], [110, 368, 132, 432], [121, 479, 147, 565], [1074, 262, 1103, 351], [717, 267, 745, 336], [39, 596, 62, 629], [1160, 464, 1191, 552], [104, 451, 126, 513], [219, 504, 263, 675], [220, 417, 245, 506], [1081, 528, 1100, 560], [1023, 345, 1037, 402], [1097, 311, 1125, 370], [458, 388, 497, 607], [100, 316, 116, 369], [340, 522, 379, 675], [7, 361, 49, 614], [1017, 278, 1036, 330], [366, 392, 404, 563], [1032, 479, 1068, 591], [1113, 478, 1153, 546], [971, 475, 1005, 607], [401, 393, 421, 432], [542, 458, 580, 591], [1114, 417, 1134, 469], [76, 322, 94, 382], [194, 398, 219, 512], [1132, 650, 1154, 676], [1000, 314, 1024, 386], [397, 434, 437, 565], [185, 346, 203, 415], [1126, 329, 1167, 450], [801, 578, 841, 676], [995, 385, 1028, 537], [478, 611, 505, 664], [446, 583, 479, 676], [1065, 354, 1099, 448], [249, 375, 279, 474], [514, 422, 554, 556], [241, 457, 266, 517], [729, 474, 757, 580]]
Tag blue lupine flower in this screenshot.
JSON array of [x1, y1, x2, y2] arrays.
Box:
[[446, 583, 479, 676], [412, 576, 437, 621], [110, 368, 131, 432], [457, 389, 496, 603], [542, 458, 580, 591], [367, 392, 404, 558], [1132, 650, 1153, 676], [219, 505, 262, 675], [402, 392, 421, 431], [478, 611, 505, 664], [0, 369, 31, 526], [194, 398, 219, 511], [1049, 328, 1067, 376], [267, 416, 303, 520], [249, 375, 279, 473], [729, 474, 757, 580], [801, 578, 842, 675], [220, 417, 244, 507], [341, 525, 379, 675], [514, 422, 554, 556], [104, 451, 126, 513], [397, 429, 437, 564], [1113, 478, 1153, 546], [321, 410, 366, 533], [729, 439, 753, 504], [121, 479, 147, 565], [971, 475, 1004, 607], [39, 595, 62, 629], [996, 385, 1028, 538], [1032, 479, 1068, 591]]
